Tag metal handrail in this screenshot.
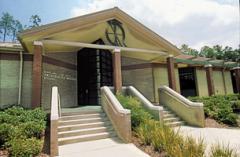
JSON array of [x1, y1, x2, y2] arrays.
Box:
[[58, 93, 61, 118]]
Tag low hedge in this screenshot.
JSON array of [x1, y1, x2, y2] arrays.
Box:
[[0, 106, 46, 156], [189, 94, 240, 126], [6, 138, 43, 157], [116, 93, 153, 129]]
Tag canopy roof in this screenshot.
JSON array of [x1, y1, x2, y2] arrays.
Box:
[[18, 7, 181, 62], [175, 54, 238, 68]]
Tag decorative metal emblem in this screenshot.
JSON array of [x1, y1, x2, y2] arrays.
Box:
[[105, 19, 126, 47]]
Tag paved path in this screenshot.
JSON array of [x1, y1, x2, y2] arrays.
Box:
[[175, 126, 240, 156], [59, 137, 150, 157]]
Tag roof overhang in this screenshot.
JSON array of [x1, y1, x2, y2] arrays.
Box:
[[18, 7, 181, 62]]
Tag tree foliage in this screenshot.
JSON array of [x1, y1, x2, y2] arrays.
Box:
[[29, 15, 41, 28], [11, 20, 23, 42], [0, 12, 14, 42], [0, 12, 41, 42], [180, 44, 240, 63]]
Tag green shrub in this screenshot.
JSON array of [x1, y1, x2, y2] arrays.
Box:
[[0, 106, 46, 155], [7, 138, 43, 157], [116, 94, 153, 128], [20, 121, 46, 139], [189, 95, 238, 126], [0, 123, 15, 146], [4, 106, 25, 116], [232, 100, 240, 111], [0, 107, 46, 125], [210, 143, 237, 157]]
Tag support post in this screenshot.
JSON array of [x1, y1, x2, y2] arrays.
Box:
[[167, 55, 176, 91], [112, 48, 122, 93], [205, 64, 215, 96], [233, 67, 240, 93], [32, 41, 43, 108], [221, 68, 227, 95]]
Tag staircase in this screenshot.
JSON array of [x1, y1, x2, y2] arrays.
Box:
[[161, 106, 185, 127], [58, 109, 117, 146]]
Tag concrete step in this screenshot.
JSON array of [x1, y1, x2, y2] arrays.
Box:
[[60, 113, 105, 121], [58, 121, 111, 132], [163, 117, 180, 123], [61, 110, 103, 116], [163, 110, 171, 114], [165, 121, 184, 127], [58, 126, 113, 138], [59, 117, 106, 126], [163, 113, 175, 118], [58, 131, 116, 146]]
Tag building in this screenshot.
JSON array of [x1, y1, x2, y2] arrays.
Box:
[[0, 7, 239, 110]]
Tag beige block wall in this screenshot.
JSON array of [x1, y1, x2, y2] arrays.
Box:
[[0, 60, 19, 106], [0, 52, 78, 110], [21, 61, 33, 107], [0, 59, 32, 108], [121, 56, 155, 102], [224, 70, 233, 94], [42, 52, 78, 110], [195, 69, 209, 97], [153, 67, 168, 102], [212, 70, 225, 95], [122, 68, 155, 102], [121, 56, 148, 66], [153, 67, 180, 102]]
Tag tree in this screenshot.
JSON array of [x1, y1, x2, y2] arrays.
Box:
[[0, 12, 14, 42], [199, 46, 215, 58], [180, 44, 199, 56], [29, 15, 41, 28], [11, 20, 23, 42]]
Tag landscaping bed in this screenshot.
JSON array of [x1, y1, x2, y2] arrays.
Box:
[[117, 94, 238, 157], [0, 106, 47, 157]]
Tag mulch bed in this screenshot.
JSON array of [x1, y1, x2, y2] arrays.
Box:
[[205, 118, 229, 128], [0, 149, 9, 157]]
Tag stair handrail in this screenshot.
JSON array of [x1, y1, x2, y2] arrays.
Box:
[[158, 86, 205, 127], [127, 86, 164, 122], [50, 86, 60, 156], [159, 86, 203, 107], [101, 86, 131, 142], [58, 92, 61, 117]]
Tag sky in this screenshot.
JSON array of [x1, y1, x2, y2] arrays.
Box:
[[0, 0, 239, 50]]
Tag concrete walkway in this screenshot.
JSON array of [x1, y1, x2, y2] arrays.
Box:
[[58, 137, 150, 157], [175, 126, 240, 155]]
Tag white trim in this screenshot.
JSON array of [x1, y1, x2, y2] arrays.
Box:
[[42, 39, 167, 55], [33, 41, 43, 46], [204, 64, 212, 68], [232, 67, 240, 70], [113, 48, 121, 53]]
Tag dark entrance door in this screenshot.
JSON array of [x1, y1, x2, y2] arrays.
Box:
[[178, 67, 197, 97], [77, 42, 113, 106], [231, 70, 237, 93]]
